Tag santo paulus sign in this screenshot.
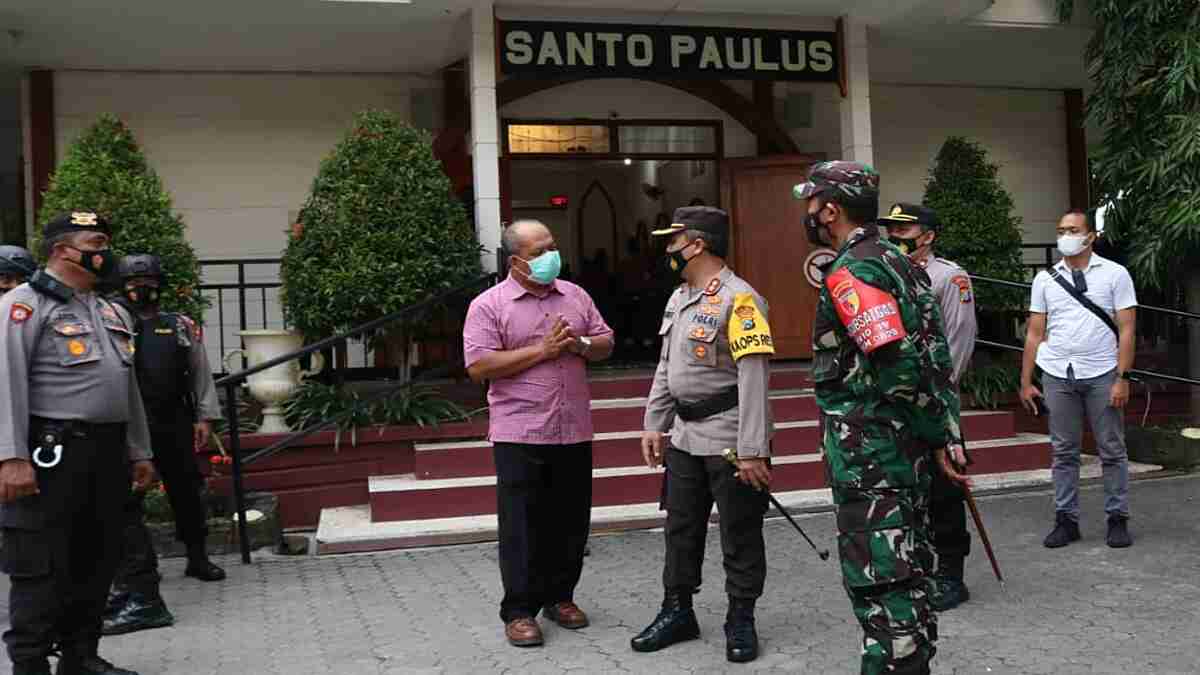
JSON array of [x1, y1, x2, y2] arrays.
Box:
[[500, 20, 839, 82]]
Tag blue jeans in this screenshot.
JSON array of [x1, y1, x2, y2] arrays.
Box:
[[1043, 366, 1130, 520]]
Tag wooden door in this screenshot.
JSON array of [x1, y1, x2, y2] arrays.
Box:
[[721, 155, 825, 359]]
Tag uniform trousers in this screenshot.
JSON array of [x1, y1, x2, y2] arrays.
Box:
[[110, 417, 208, 604], [494, 442, 592, 623], [929, 462, 970, 578], [2, 421, 127, 665], [661, 446, 768, 599]]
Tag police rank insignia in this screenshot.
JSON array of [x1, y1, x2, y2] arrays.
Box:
[[728, 293, 774, 361], [707, 295, 722, 305], [70, 211, 99, 226], [689, 326, 709, 339], [9, 302, 32, 323]]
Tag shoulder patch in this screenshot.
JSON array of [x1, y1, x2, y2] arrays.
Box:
[[728, 292, 774, 360], [825, 267, 907, 353], [9, 302, 33, 324], [951, 275, 973, 303]]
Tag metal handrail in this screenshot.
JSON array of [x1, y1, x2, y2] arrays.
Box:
[[975, 338, 1200, 387], [215, 274, 496, 388], [218, 271, 498, 564], [969, 274, 1200, 322]]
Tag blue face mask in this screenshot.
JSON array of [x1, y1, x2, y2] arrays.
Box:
[[523, 250, 561, 285]]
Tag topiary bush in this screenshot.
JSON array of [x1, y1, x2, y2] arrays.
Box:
[[922, 136, 1027, 312], [34, 114, 206, 319], [281, 110, 482, 347]]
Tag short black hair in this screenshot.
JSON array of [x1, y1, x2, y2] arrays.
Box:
[[684, 229, 728, 259], [824, 194, 879, 228], [1062, 209, 1095, 232], [41, 232, 76, 260]]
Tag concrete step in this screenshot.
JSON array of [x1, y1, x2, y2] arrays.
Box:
[[414, 410, 1016, 480], [370, 433, 1053, 523], [315, 454, 1164, 554]]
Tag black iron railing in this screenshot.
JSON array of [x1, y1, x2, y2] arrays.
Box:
[[198, 259, 282, 370], [213, 272, 498, 564], [969, 274, 1200, 387]]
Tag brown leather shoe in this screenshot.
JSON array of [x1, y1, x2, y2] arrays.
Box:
[[505, 617, 544, 647], [544, 601, 589, 629]]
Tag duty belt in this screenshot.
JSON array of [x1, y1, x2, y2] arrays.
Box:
[[29, 417, 126, 469], [675, 386, 739, 422]]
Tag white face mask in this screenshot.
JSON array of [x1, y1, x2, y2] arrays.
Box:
[[1057, 234, 1091, 257]]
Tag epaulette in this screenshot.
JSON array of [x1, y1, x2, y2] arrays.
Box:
[[28, 269, 73, 303]]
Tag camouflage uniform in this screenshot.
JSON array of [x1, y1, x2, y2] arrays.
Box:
[[797, 164, 962, 675]]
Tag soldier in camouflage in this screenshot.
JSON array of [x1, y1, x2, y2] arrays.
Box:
[[793, 162, 968, 675]]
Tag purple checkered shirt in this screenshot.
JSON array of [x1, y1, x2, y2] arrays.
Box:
[[463, 276, 613, 445]]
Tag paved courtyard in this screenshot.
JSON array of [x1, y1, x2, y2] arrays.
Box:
[[2, 474, 1198, 674]]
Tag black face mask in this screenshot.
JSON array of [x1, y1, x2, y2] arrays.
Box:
[[665, 242, 697, 278], [125, 286, 161, 309], [805, 209, 832, 247], [67, 246, 116, 279]]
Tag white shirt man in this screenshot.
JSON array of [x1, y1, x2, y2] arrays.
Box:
[[1020, 210, 1137, 550]]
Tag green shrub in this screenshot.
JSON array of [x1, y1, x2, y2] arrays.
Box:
[[282, 381, 469, 450], [923, 137, 1027, 312], [34, 115, 206, 319], [960, 363, 1022, 410], [281, 110, 482, 341]]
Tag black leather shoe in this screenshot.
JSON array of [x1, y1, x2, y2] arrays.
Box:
[[630, 591, 700, 653], [185, 560, 226, 582], [13, 658, 51, 675], [55, 655, 139, 675], [724, 597, 759, 663], [929, 576, 971, 612], [1106, 514, 1132, 548], [1043, 513, 1081, 548], [102, 595, 175, 636]]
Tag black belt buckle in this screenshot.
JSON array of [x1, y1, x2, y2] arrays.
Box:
[[32, 423, 65, 469]]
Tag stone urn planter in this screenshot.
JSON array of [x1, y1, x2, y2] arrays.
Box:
[[224, 329, 324, 434]]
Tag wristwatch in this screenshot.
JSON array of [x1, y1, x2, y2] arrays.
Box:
[[577, 336, 592, 356], [1118, 371, 1132, 381]]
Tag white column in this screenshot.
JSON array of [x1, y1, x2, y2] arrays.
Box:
[[470, 0, 502, 273], [838, 16, 874, 166]]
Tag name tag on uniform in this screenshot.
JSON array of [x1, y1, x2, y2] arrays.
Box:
[[155, 328, 174, 335]]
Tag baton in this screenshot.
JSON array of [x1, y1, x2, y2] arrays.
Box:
[[963, 484, 1005, 589], [722, 448, 830, 561]]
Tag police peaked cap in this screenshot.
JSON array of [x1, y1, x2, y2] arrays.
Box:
[[878, 202, 940, 230], [43, 211, 111, 239], [0, 245, 35, 276], [119, 254, 164, 279], [652, 206, 730, 239]]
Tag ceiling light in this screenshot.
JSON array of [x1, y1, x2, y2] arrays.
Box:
[[322, 0, 412, 4], [624, 158, 632, 166]]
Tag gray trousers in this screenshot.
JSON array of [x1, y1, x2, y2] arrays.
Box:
[[1043, 366, 1130, 520]]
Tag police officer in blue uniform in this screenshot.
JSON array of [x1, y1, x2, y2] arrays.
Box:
[[0, 211, 154, 675], [103, 254, 225, 636]]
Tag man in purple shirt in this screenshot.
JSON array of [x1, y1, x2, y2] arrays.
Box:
[[463, 219, 614, 648]]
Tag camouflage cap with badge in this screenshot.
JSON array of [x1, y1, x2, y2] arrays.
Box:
[[792, 161, 880, 203]]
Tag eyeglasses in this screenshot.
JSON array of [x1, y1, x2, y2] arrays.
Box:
[[1072, 269, 1088, 293]]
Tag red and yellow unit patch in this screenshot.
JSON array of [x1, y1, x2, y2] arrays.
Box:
[[9, 302, 33, 324], [728, 293, 774, 361], [825, 267, 907, 353], [951, 275, 973, 303]]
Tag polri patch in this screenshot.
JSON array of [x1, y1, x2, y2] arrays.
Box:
[[9, 302, 33, 324], [951, 275, 973, 303], [728, 293, 774, 360]]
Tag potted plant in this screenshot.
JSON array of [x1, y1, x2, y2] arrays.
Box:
[[280, 109, 483, 382], [33, 114, 206, 318]]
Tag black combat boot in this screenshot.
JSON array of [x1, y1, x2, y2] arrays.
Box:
[[12, 658, 52, 675], [54, 653, 139, 675], [101, 591, 175, 636], [929, 558, 970, 611], [1043, 512, 1081, 548], [630, 589, 700, 653], [183, 540, 226, 582], [1106, 514, 1132, 548], [724, 596, 759, 663]]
